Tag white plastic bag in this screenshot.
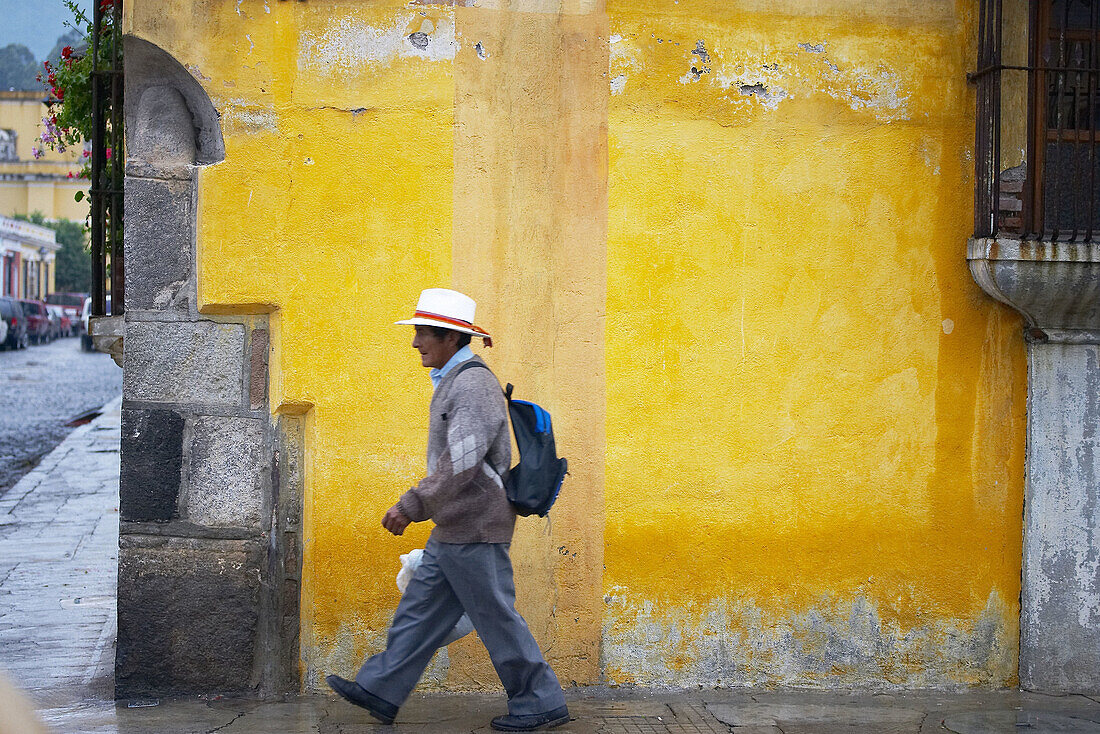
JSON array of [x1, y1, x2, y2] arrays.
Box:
[[397, 549, 475, 646]]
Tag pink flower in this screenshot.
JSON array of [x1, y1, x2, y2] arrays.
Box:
[[105, 148, 112, 160]]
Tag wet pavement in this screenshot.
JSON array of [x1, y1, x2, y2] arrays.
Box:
[[4, 400, 1100, 733], [26, 682, 1100, 733], [0, 336, 122, 493], [0, 396, 119, 705]]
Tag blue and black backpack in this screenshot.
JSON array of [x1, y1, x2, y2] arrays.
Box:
[[453, 362, 567, 517], [500, 382, 568, 517]]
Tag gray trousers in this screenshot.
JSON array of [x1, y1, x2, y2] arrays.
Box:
[[356, 539, 566, 716]]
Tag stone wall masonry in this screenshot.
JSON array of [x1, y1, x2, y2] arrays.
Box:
[[256, 415, 306, 694], [250, 329, 269, 410], [183, 416, 266, 528], [123, 320, 246, 406], [117, 36, 299, 698], [119, 408, 184, 522], [124, 176, 195, 312], [117, 312, 288, 696], [115, 536, 263, 697]]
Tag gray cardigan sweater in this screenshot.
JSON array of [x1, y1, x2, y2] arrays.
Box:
[[396, 356, 515, 543]]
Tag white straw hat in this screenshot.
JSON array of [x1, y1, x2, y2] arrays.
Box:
[[395, 288, 493, 347]]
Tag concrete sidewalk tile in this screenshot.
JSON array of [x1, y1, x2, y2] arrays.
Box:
[[943, 709, 1100, 733]]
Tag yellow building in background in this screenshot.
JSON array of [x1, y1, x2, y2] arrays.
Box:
[[113, 0, 1054, 698], [0, 91, 86, 222], [0, 215, 57, 299]]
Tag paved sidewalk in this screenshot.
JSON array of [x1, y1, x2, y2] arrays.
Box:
[[3, 398, 1100, 733], [0, 396, 120, 704], [28, 685, 1100, 734]]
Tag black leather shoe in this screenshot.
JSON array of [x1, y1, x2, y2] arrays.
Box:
[[490, 705, 570, 731], [325, 674, 398, 725]]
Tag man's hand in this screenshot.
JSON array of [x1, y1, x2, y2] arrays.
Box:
[[382, 505, 411, 536]]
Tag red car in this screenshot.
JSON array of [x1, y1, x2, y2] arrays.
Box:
[[46, 292, 88, 334], [17, 299, 52, 344], [46, 304, 73, 338]]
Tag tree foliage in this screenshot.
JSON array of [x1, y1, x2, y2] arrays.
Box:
[[0, 43, 39, 91]]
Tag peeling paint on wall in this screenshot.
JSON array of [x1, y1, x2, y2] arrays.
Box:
[[218, 103, 278, 133], [823, 64, 910, 121], [709, 49, 910, 120], [602, 590, 1017, 689], [919, 136, 943, 175], [299, 11, 459, 72], [608, 22, 915, 122], [187, 64, 211, 82], [306, 620, 454, 693], [735, 81, 788, 110], [678, 40, 711, 83]]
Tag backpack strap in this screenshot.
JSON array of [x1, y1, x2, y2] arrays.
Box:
[[450, 359, 489, 380], [450, 361, 512, 402]]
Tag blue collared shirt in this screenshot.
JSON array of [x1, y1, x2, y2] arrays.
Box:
[[430, 345, 474, 390]]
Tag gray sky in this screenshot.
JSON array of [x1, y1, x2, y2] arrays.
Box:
[[0, 0, 93, 61]]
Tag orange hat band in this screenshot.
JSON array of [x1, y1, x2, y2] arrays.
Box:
[[414, 310, 493, 347]]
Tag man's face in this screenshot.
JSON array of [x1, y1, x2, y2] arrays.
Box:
[[412, 326, 460, 369]]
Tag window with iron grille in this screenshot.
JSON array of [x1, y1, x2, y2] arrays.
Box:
[[974, 0, 1100, 242]]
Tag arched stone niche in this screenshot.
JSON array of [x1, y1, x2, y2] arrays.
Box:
[[124, 35, 224, 175]]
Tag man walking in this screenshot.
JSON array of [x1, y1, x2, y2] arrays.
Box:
[[326, 288, 570, 731]]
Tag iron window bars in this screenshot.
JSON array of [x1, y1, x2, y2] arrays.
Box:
[[974, 0, 1100, 242]]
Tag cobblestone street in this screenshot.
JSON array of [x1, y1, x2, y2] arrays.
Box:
[[0, 338, 122, 493]]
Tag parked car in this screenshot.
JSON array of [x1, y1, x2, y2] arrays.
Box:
[[17, 299, 51, 344], [46, 292, 89, 334], [46, 304, 73, 338], [80, 295, 110, 352], [0, 296, 28, 350]]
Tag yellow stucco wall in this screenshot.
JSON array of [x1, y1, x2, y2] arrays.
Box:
[[603, 0, 1025, 687], [129, 0, 1025, 691]]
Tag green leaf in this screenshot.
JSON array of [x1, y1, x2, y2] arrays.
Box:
[[74, 190, 84, 202]]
